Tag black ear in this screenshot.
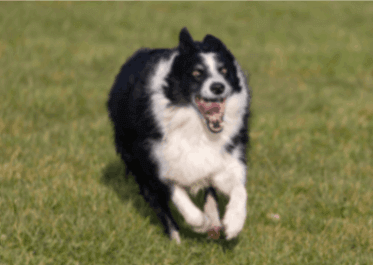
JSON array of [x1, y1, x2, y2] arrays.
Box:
[[203, 34, 234, 62], [179, 27, 196, 54], [203, 34, 225, 51]]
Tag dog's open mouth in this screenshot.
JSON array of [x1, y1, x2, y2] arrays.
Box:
[[195, 95, 226, 133]]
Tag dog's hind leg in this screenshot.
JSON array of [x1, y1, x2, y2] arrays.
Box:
[[140, 184, 181, 244], [124, 165, 131, 177], [166, 215, 181, 244], [115, 140, 133, 177], [204, 187, 222, 239]]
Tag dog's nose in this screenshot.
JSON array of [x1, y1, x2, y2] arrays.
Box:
[[210, 83, 225, 95]]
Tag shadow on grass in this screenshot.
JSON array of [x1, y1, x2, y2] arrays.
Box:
[[100, 159, 238, 250]]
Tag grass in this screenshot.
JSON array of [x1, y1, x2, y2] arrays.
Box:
[[1, 2, 373, 264]]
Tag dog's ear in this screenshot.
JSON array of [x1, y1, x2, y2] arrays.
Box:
[[179, 27, 196, 54], [203, 34, 234, 62], [203, 34, 225, 51]]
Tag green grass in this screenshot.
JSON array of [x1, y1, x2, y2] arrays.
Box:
[[1, 2, 373, 264]]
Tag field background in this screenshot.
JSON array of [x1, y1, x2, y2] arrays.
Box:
[[1, 2, 373, 264]]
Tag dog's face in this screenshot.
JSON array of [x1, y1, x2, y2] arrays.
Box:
[[166, 28, 241, 133]]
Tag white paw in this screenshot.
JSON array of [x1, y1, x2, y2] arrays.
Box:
[[192, 213, 212, 233], [184, 209, 204, 227], [170, 230, 181, 245], [222, 207, 246, 240]]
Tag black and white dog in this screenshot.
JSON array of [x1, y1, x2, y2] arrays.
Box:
[[107, 28, 250, 243]]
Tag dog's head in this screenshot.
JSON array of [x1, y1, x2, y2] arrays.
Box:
[[166, 28, 242, 133]]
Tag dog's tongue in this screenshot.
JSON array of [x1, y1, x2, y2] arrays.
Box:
[[196, 98, 226, 133]]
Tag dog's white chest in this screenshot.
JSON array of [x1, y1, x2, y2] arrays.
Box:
[[152, 106, 233, 190], [157, 136, 228, 190]]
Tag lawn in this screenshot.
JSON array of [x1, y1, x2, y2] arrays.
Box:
[[1, 2, 373, 264]]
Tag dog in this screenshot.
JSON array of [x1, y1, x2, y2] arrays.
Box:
[[107, 27, 251, 244]]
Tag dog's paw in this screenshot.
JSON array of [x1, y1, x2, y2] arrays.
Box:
[[170, 230, 181, 245], [204, 206, 222, 240], [192, 214, 212, 233], [222, 207, 246, 240]]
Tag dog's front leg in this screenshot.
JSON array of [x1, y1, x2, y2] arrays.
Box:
[[171, 185, 211, 233], [204, 187, 223, 239], [213, 162, 247, 240], [222, 185, 247, 240]]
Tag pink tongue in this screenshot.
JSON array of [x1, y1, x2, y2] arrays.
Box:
[[196, 100, 226, 133], [198, 102, 222, 114]]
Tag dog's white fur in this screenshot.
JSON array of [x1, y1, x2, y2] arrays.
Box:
[[147, 51, 249, 240]]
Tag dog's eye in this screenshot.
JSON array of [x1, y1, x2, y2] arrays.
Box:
[[219, 67, 228, 75], [192, 70, 203, 78]]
